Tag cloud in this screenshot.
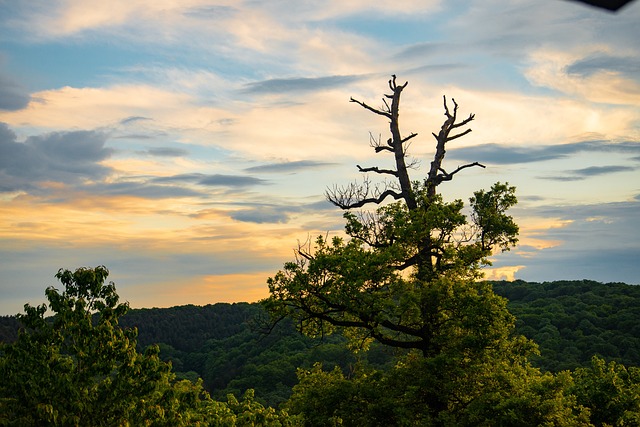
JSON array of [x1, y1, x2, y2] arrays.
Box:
[[0, 123, 113, 193], [493, 199, 640, 284], [539, 165, 636, 181], [244, 160, 336, 173], [231, 207, 289, 224], [394, 42, 446, 60], [225, 198, 336, 224], [199, 174, 266, 187], [142, 147, 189, 157], [573, 165, 635, 176], [538, 176, 584, 182], [0, 85, 196, 129], [153, 173, 268, 187], [405, 63, 469, 75], [525, 48, 640, 105], [242, 74, 366, 94], [181, 5, 237, 20], [120, 116, 152, 125], [449, 140, 640, 165], [86, 181, 204, 199], [566, 53, 640, 78], [0, 73, 30, 111]]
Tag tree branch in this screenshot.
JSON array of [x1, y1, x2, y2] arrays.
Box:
[[426, 96, 476, 197], [308, 290, 425, 348], [451, 114, 475, 129], [374, 146, 394, 153], [446, 128, 472, 142], [350, 97, 392, 119], [357, 165, 399, 176], [369, 133, 395, 153], [436, 162, 486, 183], [328, 188, 404, 210], [401, 132, 418, 144]]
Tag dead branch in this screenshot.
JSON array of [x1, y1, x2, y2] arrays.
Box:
[[402, 133, 418, 144], [326, 179, 403, 210], [350, 97, 392, 119], [426, 96, 476, 196], [369, 132, 394, 153], [357, 165, 399, 176]]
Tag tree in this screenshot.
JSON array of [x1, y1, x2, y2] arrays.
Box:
[[264, 75, 519, 356], [571, 356, 640, 426], [0, 266, 217, 425], [0, 266, 294, 426], [263, 76, 594, 424]]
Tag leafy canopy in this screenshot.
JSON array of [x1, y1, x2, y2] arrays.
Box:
[[0, 266, 294, 427]]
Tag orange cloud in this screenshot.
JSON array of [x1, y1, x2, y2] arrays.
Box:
[[483, 265, 525, 281]]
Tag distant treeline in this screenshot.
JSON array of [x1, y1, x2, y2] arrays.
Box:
[[2, 279, 639, 407], [492, 279, 640, 371]]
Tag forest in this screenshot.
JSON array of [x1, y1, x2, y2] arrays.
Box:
[[2, 78, 640, 425], [1, 278, 639, 409], [2, 274, 639, 426]]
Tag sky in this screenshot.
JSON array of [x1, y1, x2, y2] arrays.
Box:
[[1, 0, 639, 315]]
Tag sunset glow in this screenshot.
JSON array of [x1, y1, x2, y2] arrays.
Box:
[[1, 0, 639, 315]]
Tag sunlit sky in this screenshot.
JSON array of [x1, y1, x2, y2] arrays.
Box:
[[1, 0, 639, 315]]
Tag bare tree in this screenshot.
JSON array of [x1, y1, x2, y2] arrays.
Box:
[[327, 75, 485, 211]]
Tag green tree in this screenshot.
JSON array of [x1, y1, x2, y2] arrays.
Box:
[[264, 77, 588, 424], [264, 75, 518, 356], [0, 266, 293, 426], [571, 356, 640, 426]]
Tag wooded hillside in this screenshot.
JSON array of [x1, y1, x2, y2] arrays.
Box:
[[4, 279, 636, 408], [492, 279, 640, 372]]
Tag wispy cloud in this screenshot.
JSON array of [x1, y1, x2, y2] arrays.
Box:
[[141, 147, 189, 157], [120, 116, 152, 125], [231, 207, 289, 224], [227, 198, 336, 224], [242, 75, 366, 94], [573, 165, 635, 176], [244, 160, 336, 173], [566, 53, 640, 78], [449, 140, 640, 165], [86, 181, 204, 199], [153, 173, 268, 187], [539, 165, 635, 181], [525, 48, 640, 105]]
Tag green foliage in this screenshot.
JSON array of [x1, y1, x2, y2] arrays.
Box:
[[226, 389, 300, 427], [492, 280, 640, 371], [0, 266, 294, 426], [0, 316, 20, 343], [469, 182, 519, 253], [571, 356, 640, 426], [286, 354, 593, 426], [120, 303, 260, 354], [3, 279, 640, 424], [265, 184, 520, 355], [460, 366, 591, 426]]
